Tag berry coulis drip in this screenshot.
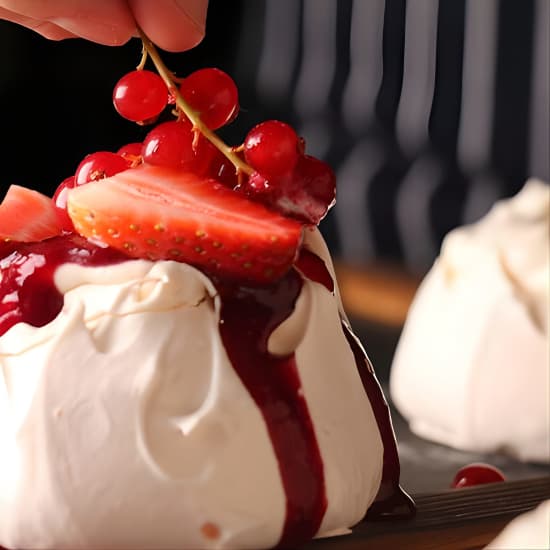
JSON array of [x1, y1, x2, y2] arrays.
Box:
[[294, 248, 414, 519], [0, 235, 128, 337], [213, 269, 327, 548], [294, 248, 334, 293], [342, 326, 415, 519]]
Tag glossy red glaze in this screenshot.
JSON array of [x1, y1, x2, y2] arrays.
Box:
[[0, 235, 128, 337], [342, 325, 415, 520], [215, 270, 327, 546], [295, 248, 334, 293]]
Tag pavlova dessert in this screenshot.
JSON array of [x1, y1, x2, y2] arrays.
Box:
[[391, 180, 550, 463], [0, 37, 412, 550]]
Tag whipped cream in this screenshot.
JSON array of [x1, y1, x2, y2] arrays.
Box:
[[485, 500, 550, 549], [0, 229, 384, 549], [390, 180, 550, 463]]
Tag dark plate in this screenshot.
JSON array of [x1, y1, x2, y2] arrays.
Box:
[[304, 405, 550, 549]]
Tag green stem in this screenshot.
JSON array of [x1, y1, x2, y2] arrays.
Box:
[[137, 28, 252, 177]]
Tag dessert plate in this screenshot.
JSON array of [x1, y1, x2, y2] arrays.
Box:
[[306, 476, 550, 549], [304, 373, 550, 549]]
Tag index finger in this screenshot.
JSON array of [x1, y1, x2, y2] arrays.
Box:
[[0, 0, 136, 45]]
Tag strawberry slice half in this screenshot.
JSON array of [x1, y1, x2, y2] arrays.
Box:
[[67, 165, 304, 284], [0, 185, 63, 242]]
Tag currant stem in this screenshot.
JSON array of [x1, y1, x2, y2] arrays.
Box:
[[137, 27, 252, 177], [136, 45, 147, 71]]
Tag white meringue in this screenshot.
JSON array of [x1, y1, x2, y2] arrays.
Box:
[[391, 180, 550, 463]]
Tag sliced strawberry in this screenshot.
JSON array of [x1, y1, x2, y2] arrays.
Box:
[[67, 165, 304, 283], [0, 185, 63, 242]]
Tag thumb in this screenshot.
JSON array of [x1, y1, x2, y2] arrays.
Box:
[[174, 0, 208, 34], [130, 0, 208, 52]]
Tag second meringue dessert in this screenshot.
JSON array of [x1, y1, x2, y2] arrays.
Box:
[[0, 57, 413, 550], [485, 499, 550, 549], [391, 180, 550, 463]]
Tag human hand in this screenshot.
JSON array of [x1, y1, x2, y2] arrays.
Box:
[[0, 0, 208, 52]]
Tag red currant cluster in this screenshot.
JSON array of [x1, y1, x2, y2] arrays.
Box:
[[240, 122, 336, 226], [52, 41, 335, 232]]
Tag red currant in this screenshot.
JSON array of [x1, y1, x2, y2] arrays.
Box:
[[142, 120, 196, 169], [74, 152, 129, 186], [205, 149, 238, 188], [244, 120, 299, 177], [142, 118, 228, 175], [451, 463, 506, 489], [52, 176, 75, 232], [239, 171, 277, 199], [117, 142, 143, 167], [113, 70, 168, 123], [179, 68, 239, 130]]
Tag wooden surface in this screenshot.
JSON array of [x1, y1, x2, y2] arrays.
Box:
[[306, 477, 550, 549], [335, 261, 421, 327], [307, 516, 518, 549]]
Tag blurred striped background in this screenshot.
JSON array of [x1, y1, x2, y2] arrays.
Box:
[[0, 0, 548, 275], [230, 0, 549, 274]]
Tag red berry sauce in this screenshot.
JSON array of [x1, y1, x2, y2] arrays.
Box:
[[0, 235, 128, 337], [294, 248, 334, 293], [214, 270, 327, 546], [342, 326, 415, 519], [289, 247, 413, 519], [0, 237, 413, 547]]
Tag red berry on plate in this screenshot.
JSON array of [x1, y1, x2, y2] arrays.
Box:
[[0, 185, 63, 242], [244, 120, 299, 177], [67, 165, 303, 284], [52, 176, 76, 232], [117, 142, 143, 167], [113, 70, 168, 123], [451, 463, 506, 489], [179, 68, 239, 130], [75, 152, 129, 186]]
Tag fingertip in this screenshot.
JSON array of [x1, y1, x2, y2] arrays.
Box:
[[129, 0, 207, 52], [151, 24, 205, 53]]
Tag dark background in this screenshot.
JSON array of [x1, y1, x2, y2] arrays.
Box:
[[0, 0, 547, 273]]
